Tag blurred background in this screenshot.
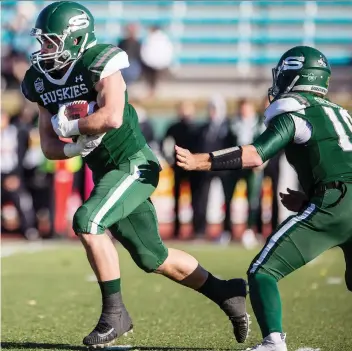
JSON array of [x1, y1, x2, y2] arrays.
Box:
[[1, 0, 352, 245]]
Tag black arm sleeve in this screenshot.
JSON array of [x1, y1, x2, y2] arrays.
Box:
[[252, 113, 295, 162]]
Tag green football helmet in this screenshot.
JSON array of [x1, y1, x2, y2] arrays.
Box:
[[30, 1, 96, 74], [268, 46, 331, 101]]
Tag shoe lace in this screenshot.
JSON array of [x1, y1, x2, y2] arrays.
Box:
[[245, 336, 275, 350]]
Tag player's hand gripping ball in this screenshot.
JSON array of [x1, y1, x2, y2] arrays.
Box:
[[63, 100, 98, 141], [64, 100, 98, 120]]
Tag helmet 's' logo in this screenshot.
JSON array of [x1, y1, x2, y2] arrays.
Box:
[[281, 56, 304, 71], [34, 77, 44, 93], [302, 73, 317, 82], [68, 13, 89, 32], [317, 56, 327, 67]]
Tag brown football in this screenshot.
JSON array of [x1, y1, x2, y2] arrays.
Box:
[[64, 100, 98, 120]]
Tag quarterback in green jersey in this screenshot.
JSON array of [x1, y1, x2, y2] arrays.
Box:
[[176, 46, 352, 351], [21, 1, 249, 348]]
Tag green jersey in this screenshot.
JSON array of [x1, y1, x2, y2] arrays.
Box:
[[21, 44, 147, 176], [253, 92, 352, 195]]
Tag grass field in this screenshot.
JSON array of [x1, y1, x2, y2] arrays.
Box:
[[1, 241, 352, 351]]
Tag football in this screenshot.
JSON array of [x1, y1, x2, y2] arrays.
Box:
[[64, 100, 98, 120]]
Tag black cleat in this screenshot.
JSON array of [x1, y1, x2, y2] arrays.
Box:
[[219, 278, 250, 343], [83, 297, 133, 348], [228, 312, 250, 344]]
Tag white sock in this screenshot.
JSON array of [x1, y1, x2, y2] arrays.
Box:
[[268, 332, 283, 344]]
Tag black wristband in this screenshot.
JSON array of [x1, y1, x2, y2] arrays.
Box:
[[210, 146, 242, 171]]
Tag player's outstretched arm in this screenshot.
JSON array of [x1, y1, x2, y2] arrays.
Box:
[[176, 113, 295, 172], [175, 145, 262, 171], [77, 71, 125, 135]]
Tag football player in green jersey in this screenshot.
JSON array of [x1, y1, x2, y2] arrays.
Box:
[[21, 1, 249, 348], [176, 46, 352, 351]]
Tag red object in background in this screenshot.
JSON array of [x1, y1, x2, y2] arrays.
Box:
[[84, 164, 94, 200], [54, 160, 74, 235]]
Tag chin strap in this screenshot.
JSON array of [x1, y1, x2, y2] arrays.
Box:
[[284, 75, 300, 94]]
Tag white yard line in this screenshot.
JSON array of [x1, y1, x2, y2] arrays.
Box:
[[0, 240, 77, 258]]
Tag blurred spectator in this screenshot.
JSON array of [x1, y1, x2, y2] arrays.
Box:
[[1, 109, 38, 239], [2, 2, 37, 55], [141, 25, 173, 97], [118, 23, 142, 84], [133, 101, 157, 149], [161, 101, 196, 238], [1, 49, 29, 90], [231, 98, 266, 239], [16, 105, 55, 238], [6, 1, 36, 33], [191, 95, 235, 238]]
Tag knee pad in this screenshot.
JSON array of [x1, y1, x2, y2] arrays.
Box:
[[73, 206, 104, 235], [130, 247, 168, 273], [73, 206, 88, 234]]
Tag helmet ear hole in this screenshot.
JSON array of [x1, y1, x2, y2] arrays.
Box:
[[74, 37, 82, 45]]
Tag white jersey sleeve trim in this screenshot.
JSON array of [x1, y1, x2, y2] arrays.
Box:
[[290, 114, 312, 144], [264, 97, 307, 126], [100, 51, 130, 80]]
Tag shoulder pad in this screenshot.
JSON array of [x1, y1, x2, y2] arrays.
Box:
[[280, 92, 310, 105], [313, 96, 343, 110], [264, 96, 308, 126], [84, 44, 129, 83]]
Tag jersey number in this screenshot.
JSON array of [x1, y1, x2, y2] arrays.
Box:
[[323, 106, 352, 151]]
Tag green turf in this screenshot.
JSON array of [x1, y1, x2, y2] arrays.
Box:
[[1, 242, 351, 351]]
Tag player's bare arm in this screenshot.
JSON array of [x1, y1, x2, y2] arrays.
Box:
[[77, 71, 125, 134], [175, 145, 263, 171], [176, 113, 295, 173]]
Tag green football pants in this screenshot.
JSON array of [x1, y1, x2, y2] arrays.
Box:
[[73, 146, 168, 272], [247, 183, 352, 337]]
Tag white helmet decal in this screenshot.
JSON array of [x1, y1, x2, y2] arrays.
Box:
[[281, 56, 305, 72], [68, 12, 89, 33]]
